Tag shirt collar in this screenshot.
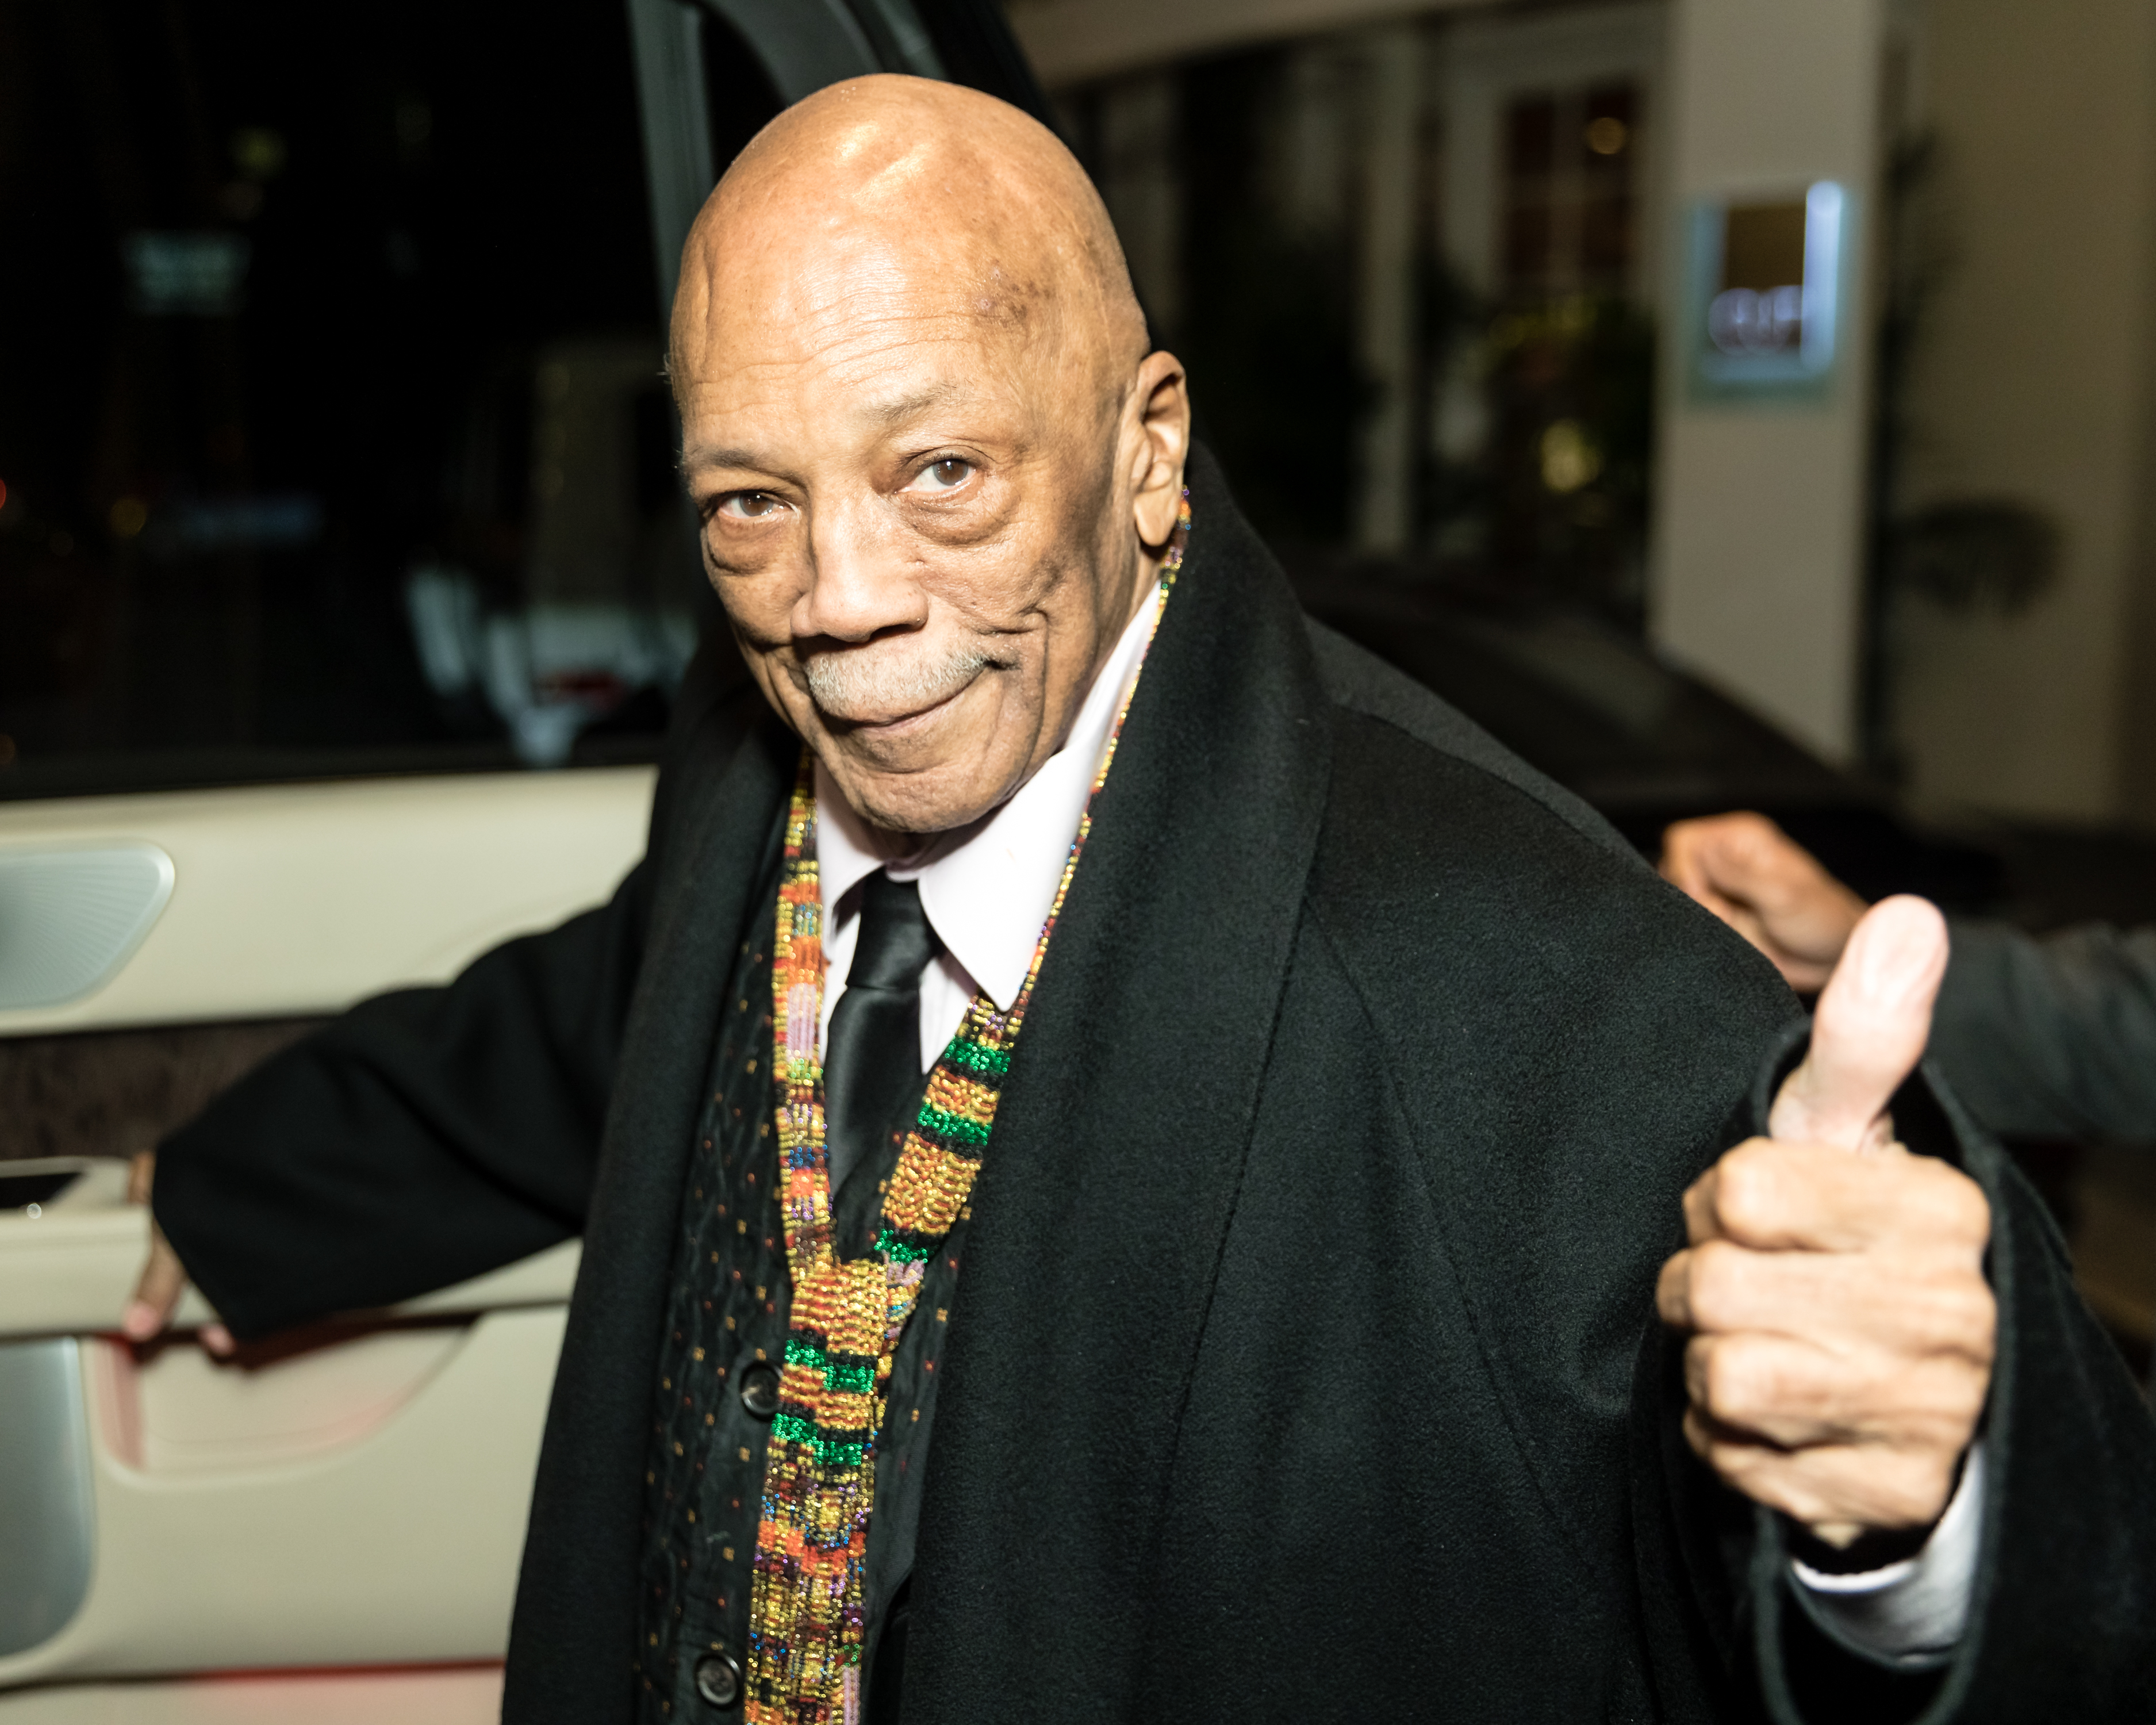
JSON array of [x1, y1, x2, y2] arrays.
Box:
[[815, 582, 1165, 1009]]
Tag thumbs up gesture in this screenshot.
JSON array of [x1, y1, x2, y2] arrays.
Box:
[[1656, 898, 1996, 1543]]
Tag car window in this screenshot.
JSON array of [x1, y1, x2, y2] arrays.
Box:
[[0, 0, 788, 802]]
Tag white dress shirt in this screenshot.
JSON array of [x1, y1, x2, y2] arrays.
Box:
[[810, 576, 1977, 1663], [815, 582, 1166, 1067]]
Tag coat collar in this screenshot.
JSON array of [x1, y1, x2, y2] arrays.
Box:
[[904, 445, 1336, 1712]]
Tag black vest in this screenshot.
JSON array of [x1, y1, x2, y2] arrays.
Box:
[[636, 850, 958, 1720]]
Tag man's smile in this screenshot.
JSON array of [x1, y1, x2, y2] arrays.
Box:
[[816, 667, 984, 735]]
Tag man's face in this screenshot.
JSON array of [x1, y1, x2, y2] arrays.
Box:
[[676, 224, 1146, 842]]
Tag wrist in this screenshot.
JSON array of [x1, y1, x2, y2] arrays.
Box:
[[1784, 1444, 1971, 1575]]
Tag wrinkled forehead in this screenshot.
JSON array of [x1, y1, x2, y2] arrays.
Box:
[[692, 220, 1045, 357], [670, 223, 1098, 453]]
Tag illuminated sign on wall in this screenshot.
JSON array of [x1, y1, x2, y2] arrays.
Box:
[[1685, 182, 1850, 397]]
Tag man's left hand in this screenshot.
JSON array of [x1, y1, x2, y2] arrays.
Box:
[[1656, 897, 1996, 1543]]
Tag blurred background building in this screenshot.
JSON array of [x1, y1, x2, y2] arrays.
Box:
[[1016, 0, 2156, 838]]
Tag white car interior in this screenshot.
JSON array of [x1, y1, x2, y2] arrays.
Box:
[[0, 770, 648, 1720]]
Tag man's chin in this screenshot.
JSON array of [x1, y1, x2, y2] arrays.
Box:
[[819, 749, 1018, 841]]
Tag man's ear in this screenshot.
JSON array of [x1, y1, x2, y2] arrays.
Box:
[[1129, 350, 1191, 547]]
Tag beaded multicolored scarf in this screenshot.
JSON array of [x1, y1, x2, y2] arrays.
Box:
[[744, 502, 1188, 1725]]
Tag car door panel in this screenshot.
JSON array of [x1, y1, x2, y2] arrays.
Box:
[[0, 1166, 580, 1701], [0, 769, 653, 1036], [0, 1278, 575, 1690], [0, 1308, 563, 1683]]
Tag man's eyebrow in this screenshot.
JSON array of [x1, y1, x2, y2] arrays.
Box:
[[863, 382, 964, 429], [680, 444, 768, 476]]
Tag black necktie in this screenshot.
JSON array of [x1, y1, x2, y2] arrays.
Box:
[[824, 871, 938, 1198]]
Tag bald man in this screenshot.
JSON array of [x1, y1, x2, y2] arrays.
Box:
[[141, 78, 2151, 1725]]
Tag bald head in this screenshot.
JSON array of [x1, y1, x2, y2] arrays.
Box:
[[674, 76, 1146, 414], [669, 75, 1190, 842]]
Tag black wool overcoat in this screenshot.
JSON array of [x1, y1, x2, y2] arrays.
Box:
[[160, 450, 2156, 1723]]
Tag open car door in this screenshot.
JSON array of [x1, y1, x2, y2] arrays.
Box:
[[0, 1, 1053, 1718]]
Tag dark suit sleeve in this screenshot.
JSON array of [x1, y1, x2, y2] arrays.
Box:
[[1931, 915, 2156, 1140], [153, 854, 654, 1338], [152, 635, 762, 1341], [1717, 1031, 2156, 1723]]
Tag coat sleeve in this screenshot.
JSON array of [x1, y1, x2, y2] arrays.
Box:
[[152, 858, 653, 1339], [153, 637, 759, 1340], [1931, 915, 2156, 1140], [1636, 1023, 2156, 1724]]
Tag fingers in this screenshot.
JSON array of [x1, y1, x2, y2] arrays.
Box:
[[1770, 896, 1948, 1153], [120, 1171, 236, 1356], [1663, 1129, 1995, 1537], [1661, 1232, 1995, 1356], [1679, 1136, 1990, 1254], [1659, 814, 1866, 992], [1679, 1317, 1991, 1445], [1662, 899, 1986, 1540], [1681, 1408, 1969, 1532], [121, 1235, 235, 1356], [122, 1222, 188, 1343]]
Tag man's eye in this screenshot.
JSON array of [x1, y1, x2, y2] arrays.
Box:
[[718, 490, 784, 520], [911, 458, 972, 492]]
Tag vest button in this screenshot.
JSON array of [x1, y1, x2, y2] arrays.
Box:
[[739, 1360, 781, 1420], [693, 1649, 742, 1708]]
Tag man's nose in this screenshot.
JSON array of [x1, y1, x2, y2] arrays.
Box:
[[793, 500, 927, 644]]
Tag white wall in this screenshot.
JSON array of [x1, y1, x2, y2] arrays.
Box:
[[1893, 0, 2156, 826], [1649, 0, 1885, 763]]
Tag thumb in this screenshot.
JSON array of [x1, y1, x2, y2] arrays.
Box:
[[1767, 895, 1947, 1153]]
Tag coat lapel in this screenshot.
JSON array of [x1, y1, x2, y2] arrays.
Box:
[[506, 681, 793, 1725], [904, 448, 1335, 1716]]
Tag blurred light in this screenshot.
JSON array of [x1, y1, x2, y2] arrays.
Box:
[[1540, 420, 1602, 494], [1585, 116, 1628, 156], [1708, 283, 1804, 354], [152, 495, 321, 553], [0, 477, 9, 511], [0, 735, 16, 769], [231, 126, 286, 179], [109, 497, 147, 538], [124, 232, 251, 317]]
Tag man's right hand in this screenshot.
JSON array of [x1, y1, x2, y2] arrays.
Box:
[[123, 1151, 235, 1355], [1660, 812, 1868, 993]]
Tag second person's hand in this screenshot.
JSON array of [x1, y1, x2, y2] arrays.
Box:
[[1660, 812, 1869, 992]]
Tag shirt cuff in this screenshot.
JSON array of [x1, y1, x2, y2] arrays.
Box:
[[1789, 1439, 1985, 1665]]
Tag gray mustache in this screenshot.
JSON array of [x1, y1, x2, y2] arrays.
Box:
[[803, 634, 996, 719]]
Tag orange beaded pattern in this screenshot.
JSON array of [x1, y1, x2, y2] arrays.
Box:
[[743, 499, 1189, 1724]]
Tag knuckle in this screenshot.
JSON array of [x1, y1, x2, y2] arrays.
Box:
[[1940, 1281, 1998, 1358], [1687, 1240, 1750, 1328], [1714, 1144, 1783, 1234], [1656, 1254, 1694, 1325], [1711, 1448, 1813, 1523], [1878, 1450, 1954, 1527], [1704, 1337, 1771, 1424], [1943, 1176, 1993, 1244], [1906, 1161, 1991, 1243]]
